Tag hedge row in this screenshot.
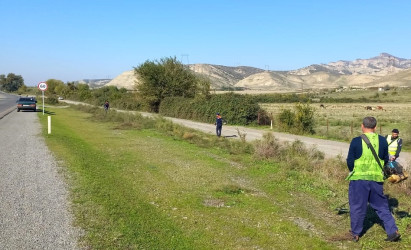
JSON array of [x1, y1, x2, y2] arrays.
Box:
[[159, 93, 265, 125]]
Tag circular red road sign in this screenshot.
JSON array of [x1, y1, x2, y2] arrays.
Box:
[[38, 82, 48, 91]]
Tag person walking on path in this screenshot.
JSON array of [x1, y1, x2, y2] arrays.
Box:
[[104, 100, 110, 112], [215, 113, 223, 137], [345, 117, 400, 242]]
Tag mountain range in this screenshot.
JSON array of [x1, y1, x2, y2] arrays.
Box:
[[103, 53, 411, 91]]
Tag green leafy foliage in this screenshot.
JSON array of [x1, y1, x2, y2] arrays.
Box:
[[0, 73, 25, 92], [277, 103, 315, 134], [45, 95, 59, 104], [135, 57, 210, 112], [278, 109, 295, 129], [159, 92, 267, 125], [90, 86, 141, 110], [45, 79, 65, 96], [295, 103, 315, 133]]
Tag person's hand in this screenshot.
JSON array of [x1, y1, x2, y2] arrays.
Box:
[[390, 155, 396, 161]]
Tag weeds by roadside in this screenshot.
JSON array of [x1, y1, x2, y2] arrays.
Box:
[[44, 104, 411, 248]]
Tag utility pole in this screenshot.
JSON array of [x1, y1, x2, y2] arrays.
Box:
[[181, 54, 189, 65]]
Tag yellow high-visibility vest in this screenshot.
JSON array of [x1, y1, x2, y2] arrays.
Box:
[[387, 135, 399, 156]]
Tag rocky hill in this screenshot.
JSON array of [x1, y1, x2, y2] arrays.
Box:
[[76, 79, 111, 88], [188, 64, 264, 88], [105, 70, 137, 89], [105, 53, 411, 91]]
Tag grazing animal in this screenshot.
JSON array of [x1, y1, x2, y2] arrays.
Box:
[[377, 106, 384, 111], [365, 106, 372, 110], [320, 104, 326, 109]]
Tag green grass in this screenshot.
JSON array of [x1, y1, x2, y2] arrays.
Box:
[[260, 102, 411, 150], [38, 106, 411, 249]]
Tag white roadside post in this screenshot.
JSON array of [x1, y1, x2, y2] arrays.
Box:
[[37, 81, 48, 115], [48, 116, 51, 134]]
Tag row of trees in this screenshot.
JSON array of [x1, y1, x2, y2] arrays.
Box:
[[0, 73, 25, 92], [1, 57, 315, 132]]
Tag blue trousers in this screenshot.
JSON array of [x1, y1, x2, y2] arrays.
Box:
[[216, 126, 222, 137], [349, 180, 398, 236]]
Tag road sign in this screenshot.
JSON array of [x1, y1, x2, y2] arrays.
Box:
[[38, 82, 48, 91]]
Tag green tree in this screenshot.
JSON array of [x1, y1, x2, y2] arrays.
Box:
[[77, 83, 92, 101], [294, 103, 315, 134], [0, 74, 5, 89], [135, 56, 210, 112], [45, 79, 65, 96], [17, 85, 28, 95], [0, 73, 25, 92], [61, 82, 77, 98]]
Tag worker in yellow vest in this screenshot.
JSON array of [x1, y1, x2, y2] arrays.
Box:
[[346, 117, 400, 242], [385, 129, 405, 169]]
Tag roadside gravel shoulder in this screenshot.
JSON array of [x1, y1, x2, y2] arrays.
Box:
[[0, 111, 81, 249]]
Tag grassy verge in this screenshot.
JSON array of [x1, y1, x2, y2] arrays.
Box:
[[39, 105, 411, 249]]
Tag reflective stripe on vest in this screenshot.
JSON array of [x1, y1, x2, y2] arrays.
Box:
[[348, 133, 384, 182], [386, 135, 399, 156]]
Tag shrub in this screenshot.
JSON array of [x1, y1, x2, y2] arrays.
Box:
[[45, 96, 59, 104], [278, 109, 295, 129], [253, 133, 282, 159], [159, 93, 267, 125], [294, 103, 315, 134], [277, 103, 315, 134]]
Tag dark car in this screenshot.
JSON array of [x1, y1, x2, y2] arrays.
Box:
[[17, 97, 37, 112]]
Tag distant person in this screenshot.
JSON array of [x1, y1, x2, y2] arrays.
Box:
[[104, 100, 110, 112], [385, 129, 405, 167], [215, 113, 223, 137], [345, 117, 400, 242]]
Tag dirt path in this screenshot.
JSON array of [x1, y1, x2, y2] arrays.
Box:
[[61, 100, 411, 167]]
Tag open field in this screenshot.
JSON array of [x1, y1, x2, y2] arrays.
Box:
[[260, 102, 411, 148], [317, 88, 411, 103], [37, 105, 411, 249]]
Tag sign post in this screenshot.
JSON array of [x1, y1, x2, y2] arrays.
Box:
[[38, 82, 48, 115]]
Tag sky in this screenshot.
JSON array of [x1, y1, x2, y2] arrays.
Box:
[[1, 0, 411, 86]]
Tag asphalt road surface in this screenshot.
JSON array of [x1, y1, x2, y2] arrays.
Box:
[[0, 91, 19, 119], [0, 109, 80, 249]]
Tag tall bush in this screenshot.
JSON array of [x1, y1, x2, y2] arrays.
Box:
[[277, 103, 315, 134], [134, 57, 210, 112], [295, 103, 315, 134], [159, 93, 267, 125], [278, 109, 295, 129]]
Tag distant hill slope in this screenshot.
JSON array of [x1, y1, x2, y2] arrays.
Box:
[[105, 70, 137, 90], [105, 53, 411, 91], [76, 79, 111, 89], [188, 64, 264, 88], [367, 68, 411, 88]]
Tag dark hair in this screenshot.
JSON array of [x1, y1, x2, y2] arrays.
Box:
[[362, 116, 377, 129], [392, 128, 399, 133]]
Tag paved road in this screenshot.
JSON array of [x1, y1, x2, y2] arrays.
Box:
[[0, 91, 19, 119], [0, 110, 80, 249]]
